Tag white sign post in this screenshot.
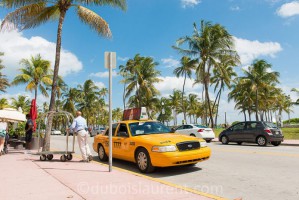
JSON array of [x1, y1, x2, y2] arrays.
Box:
[[105, 52, 116, 172]]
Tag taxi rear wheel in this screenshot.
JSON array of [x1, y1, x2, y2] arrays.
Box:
[[98, 144, 108, 161], [135, 148, 155, 173]]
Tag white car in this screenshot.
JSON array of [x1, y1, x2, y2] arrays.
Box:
[[51, 129, 62, 135], [174, 124, 215, 143]]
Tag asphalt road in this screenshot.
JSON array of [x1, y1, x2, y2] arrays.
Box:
[[49, 135, 299, 200]]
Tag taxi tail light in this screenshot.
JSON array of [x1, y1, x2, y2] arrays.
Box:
[[197, 129, 204, 133], [264, 129, 273, 135]]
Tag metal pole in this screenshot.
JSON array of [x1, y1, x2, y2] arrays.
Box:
[[109, 53, 113, 172], [225, 112, 227, 126]]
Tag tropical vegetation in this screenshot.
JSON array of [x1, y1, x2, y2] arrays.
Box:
[[0, 52, 10, 93], [0, 10, 296, 141], [1, 0, 127, 150]]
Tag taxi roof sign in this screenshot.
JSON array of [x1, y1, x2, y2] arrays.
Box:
[[123, 107, 148, 121]]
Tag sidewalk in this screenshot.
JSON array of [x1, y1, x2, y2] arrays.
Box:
[[1, 148, 225, 200], [212, 138, 299, 146]]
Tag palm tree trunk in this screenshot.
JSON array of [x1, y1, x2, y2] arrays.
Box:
[[35, 84, 38, 100], [182, 74, 186, 121], [204, 81, 214, 127], [212, 88, 221, 116], [255, 89, 259, 121], [44, 10, 67, 151], [174, 109, 177, 126], [123, 82, 126, 110], [215, 90, 222, 127]]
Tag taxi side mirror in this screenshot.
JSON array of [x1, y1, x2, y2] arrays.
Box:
[[170, 128, 176, 133]]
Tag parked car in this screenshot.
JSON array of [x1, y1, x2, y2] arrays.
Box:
[[51, 129, 62, 135], [64, 129, 74, 136], [93, 120, 211, 173], [90, 127, 105, 137], [174, 124, 215, 143], [219, 121, 284, 146]]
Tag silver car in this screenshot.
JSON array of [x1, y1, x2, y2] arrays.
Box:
[[174, 124, 215, 143]]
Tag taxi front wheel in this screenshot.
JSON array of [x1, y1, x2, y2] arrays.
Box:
[[98, 144, 108, 161], [136, 148, 155, 173]]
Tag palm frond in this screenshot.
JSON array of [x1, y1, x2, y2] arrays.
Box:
[[1, 2, 47, 30], [76, 5, 111, 38], [0, 0, 45, 8], [74, 0, 127, 10], [23, 5, 60, 29], [39, 84, 49, 97]]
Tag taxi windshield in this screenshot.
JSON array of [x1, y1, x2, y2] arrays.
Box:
[[129, 121, 171, 136]]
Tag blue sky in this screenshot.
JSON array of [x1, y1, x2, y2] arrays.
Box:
[[1, 0, 299, 124]]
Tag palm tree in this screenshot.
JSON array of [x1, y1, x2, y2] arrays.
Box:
[[112, 108, 123, 122], [211, 55, 238, 126], [173, 20, 239, 127], [77, 79, 99, 125], [11, 54, 52, 100], [62, 87, 79, 115], [94, 98, 107, 126], [1, 0, 126, 151], [173, 56, 197, 121], [0, 52, 10, 93], [186, 93, 200, 124], [229, 79, 255, 121], [55, 76, 67, 100], [291, 88, 299, 104], [157, 97, 172, 125], [0, 98, 9, 109], [240, 59, 280, 120], [10, 95, 31, 113], [125, 55, 162, 110], [42, 102, 49, 113], [119, 64, 129, 110], [169, 89, 182, 126]]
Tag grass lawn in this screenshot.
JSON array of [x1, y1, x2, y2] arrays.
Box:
[[213, 128, 299, 140]]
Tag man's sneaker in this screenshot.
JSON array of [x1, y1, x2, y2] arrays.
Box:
[[79, 159, 89, 163], [88, 155, 93, 161]]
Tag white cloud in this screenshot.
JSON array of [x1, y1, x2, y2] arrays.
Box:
[[234, 37, 283, 65], [0, 28, 83, 78], [118, 56, 129, 62], [94, 81, 106, 89], [161, 57, 180, 68], [154, 76, 200, 93], [89, 70, 118, 78], [277, 1, 299, 18], [181, 0, 201, 8]]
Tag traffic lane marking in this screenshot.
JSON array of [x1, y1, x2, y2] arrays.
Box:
[[213, 147, 299, 157]]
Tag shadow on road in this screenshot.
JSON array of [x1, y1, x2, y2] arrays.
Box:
[[91, 156, 203, 178]]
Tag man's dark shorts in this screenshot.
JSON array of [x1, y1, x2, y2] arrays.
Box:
[[25, 131, 32, 143]]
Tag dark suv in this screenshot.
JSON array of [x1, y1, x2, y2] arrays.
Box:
[[219, 121, 284, 146]]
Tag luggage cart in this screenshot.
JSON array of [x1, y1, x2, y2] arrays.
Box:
[[36, 111, 75, 162]]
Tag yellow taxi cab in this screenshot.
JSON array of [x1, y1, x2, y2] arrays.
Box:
[[93, 108, 211, 173]]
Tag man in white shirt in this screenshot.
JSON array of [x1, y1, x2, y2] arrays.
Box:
[[69, 111, 93, 162], [0, 121, 8, 155]]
